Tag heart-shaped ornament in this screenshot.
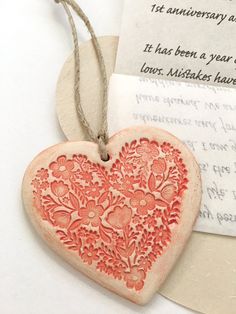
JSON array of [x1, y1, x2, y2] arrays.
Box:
[[22, 126, 201, 304]]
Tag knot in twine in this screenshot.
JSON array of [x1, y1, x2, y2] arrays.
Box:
[[54, 0, 109, 161]]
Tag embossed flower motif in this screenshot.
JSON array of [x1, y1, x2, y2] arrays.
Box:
[[36, 168, 49, 180], [52, 210, 71, 228], [120, 175, 136, 190], [86, 231, 99, 245], [109, 173, 119, 182], [151, 158, 166, 174], [79, 171, 93, 182], [172, 148, 181, 158], [31, 178, 40, 189], [130, 190, 156, 215], [154, 225, 170, 245], [144, 215, 156, 228], [97, 260, 107, 272], [133, 214, 142, 224], [139, 256, 152, 272], [161, 184, 175, 202], [51, 181, 69, 197], [85, 182, 101, 198], [49, 156, 74, 179], [161, 142, 172, 153], [107, 206, 132, 229], [79, 200, 104, 227], [82, 246, 99, 265], [123, 162, 135, 174], [136, 140, 159, 162], [124, 266, 145, 291], [82, 163, 90, 172], [113, 267, 124, 280], [40, 181, 49, 190]]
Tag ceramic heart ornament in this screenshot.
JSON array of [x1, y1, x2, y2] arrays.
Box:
[[22, 126, 201, 304]]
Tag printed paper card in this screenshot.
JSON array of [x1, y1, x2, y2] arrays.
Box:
[[116, 0, 236, 88]]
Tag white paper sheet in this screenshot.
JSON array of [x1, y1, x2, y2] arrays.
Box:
[[116, 0, 236, 88], [108, 74, 236, 236]]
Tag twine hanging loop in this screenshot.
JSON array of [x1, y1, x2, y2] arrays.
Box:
[[54, 0, 109, 161]]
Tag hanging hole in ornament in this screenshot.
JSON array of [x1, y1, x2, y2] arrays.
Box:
[[97, 134, 110, 162], [101, 153, 110, 162]]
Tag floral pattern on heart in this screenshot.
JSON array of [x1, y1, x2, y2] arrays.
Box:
[[31, 138, 188, 291]]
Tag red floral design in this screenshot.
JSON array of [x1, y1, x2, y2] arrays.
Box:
[[124, 266, 145, 291], [31, 178, 40, 189], [161, 184, 175, 202], [79, 171, 93, 182], [51, 181, 69, 197], [120, 175, 136, 190], [130, 190, 156, 215], [85, 182, 101, 198], [161, 142, 172, 153], [140, 257, 152, 272], [40, 181, 49, 190], [79, 200, 104, 227], [136, 139, 159, 162], [36, 168, 49, 180], [31, 138, 188, 292], [82, 246, 99, 265], [49, 156, 74, 179], [154, 225, 171, 245], [151, 158, 166, 174], [144, 216, 156, 228], [107, 206, 132, 229], [52, 210, 71, 228]]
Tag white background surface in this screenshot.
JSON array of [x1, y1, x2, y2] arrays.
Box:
[[0, 1, 195, 313]]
